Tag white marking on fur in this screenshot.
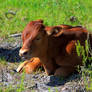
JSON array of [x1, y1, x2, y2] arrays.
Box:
[[19, 49, 28, 56], [16, 61, 29, 72]]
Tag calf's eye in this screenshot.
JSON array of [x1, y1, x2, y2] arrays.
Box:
[[36, 37, 41, 40]]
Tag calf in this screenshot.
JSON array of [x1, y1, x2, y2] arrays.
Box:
[[17, 19, 91, 77]]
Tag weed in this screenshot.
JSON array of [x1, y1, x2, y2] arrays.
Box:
[[0, 72, 25, 92], [76, 40, 92, 91], [0, 57, 7, 65], [0, 0, 92, 37]]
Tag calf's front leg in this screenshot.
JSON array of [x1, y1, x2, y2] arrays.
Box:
[[16, 57, 42, 73]]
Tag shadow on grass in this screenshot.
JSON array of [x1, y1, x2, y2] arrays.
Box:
[[0, 47, 22, 62], [46, 73, 80, 87]]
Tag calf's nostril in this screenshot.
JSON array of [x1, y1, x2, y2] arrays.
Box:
[[19, 49, 29, 56], [23, 51, 28, 56]]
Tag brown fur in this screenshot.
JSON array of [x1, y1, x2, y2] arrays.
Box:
[[17, 19, 91, 77]]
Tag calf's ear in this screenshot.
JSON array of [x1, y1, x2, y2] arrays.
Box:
[[46, 27, 63, 37]]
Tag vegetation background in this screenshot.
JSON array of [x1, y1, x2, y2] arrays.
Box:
[[0, 0, 92, 91], [0, 0, 92, 37]]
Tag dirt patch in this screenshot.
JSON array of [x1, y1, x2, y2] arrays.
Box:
[[0, 36, 86, 92]]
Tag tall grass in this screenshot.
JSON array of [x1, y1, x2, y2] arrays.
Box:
[[0, 0, 92, 37], [76, 40, 92, 91]]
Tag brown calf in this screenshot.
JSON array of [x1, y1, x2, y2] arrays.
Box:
[[17, 19, 91, 77]]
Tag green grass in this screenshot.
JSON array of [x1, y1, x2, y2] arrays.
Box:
[[0, 57, 7, 65], [76, 40, 92, 91], [0, 73, 25, 92], [0, 0, 92, 37], [0, 0, 92, 91]]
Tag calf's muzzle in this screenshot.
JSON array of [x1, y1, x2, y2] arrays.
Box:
[[19, 49, 29, 57]]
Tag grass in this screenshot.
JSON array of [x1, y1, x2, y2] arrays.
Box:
[[0, 57, 7, 65], [0, 0, 92, 91], [76, 40, 92, 91], [0, 0, 92, 37], [0, 73, 25, 92]]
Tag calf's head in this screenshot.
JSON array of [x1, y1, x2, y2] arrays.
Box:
[[19, 19, 48, 59], [19, 19, 65, 59]]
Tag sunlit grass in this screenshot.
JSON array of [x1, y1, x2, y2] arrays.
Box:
[[0, 73, 25, 92], [0, 0, 92, 91], [0, 0, 92, 37], [76, 40, 92, 91]]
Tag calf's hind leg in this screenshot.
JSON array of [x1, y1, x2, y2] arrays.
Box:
[[54, 66, 75, 77]]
